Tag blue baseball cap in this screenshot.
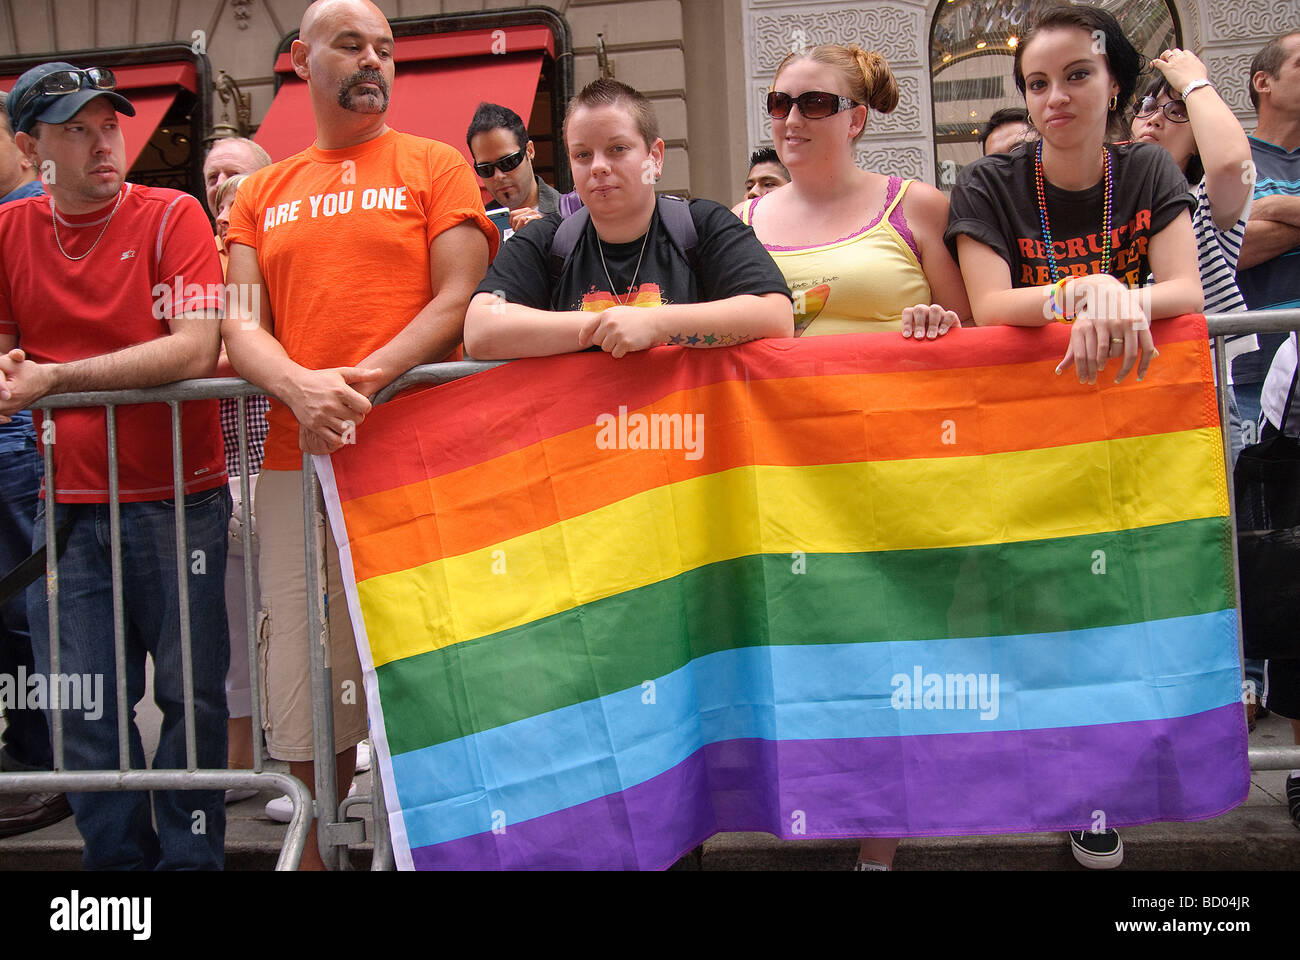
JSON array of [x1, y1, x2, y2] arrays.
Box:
[[7, 61, 135, 135]]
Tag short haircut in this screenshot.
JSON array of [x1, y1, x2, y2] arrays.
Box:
[[1249, 32, 1300, 111], [1013, 3, 1142, 134], [748, 146, 789, 180], [207, 136, 271, 169], [563, 78, 659, 150], [466, 101, 528, 152], [979, 107, 1031, 151]]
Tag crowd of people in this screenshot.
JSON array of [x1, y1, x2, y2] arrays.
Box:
[[0, 0, 1297, 871]]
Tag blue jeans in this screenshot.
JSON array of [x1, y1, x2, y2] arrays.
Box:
[[0, 421, 50, 771], [28, 486, 231, 870]]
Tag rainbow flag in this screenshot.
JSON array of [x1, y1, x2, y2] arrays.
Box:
[[316, 315, 1249, 870]]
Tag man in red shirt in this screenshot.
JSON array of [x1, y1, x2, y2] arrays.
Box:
[[0, 61, 230, 870]]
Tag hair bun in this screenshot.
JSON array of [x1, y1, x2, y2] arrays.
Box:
[[850, 46, 900, 114]]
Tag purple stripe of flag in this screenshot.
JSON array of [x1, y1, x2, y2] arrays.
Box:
[[409, 704, 1247, 870]]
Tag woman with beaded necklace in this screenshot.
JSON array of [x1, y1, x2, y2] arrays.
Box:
[[946, 3, 1202, 388], [945, 3, 1203, 870]]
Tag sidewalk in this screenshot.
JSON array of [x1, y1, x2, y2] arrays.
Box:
[[2, 711, 1295, 871]]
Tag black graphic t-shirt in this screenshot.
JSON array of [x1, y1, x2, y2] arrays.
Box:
[[475, 198, 791, 314], [944, 140, 1194, 289]]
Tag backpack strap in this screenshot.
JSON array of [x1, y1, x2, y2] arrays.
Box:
[[557, 190, 584, 218], [549, 206, 592, 284], [548, 195, 699, 287], [655, 195, 698, 273]]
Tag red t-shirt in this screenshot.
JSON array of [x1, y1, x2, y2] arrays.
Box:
[[0, 183, 227, 502]]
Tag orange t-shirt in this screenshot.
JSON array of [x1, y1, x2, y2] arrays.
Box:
[[225, 128, 498, 470]]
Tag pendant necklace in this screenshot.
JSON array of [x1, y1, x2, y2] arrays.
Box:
[[597, 229, 650, 305], [1034, 140, 1113, 281], [52, 187, 125, 262]]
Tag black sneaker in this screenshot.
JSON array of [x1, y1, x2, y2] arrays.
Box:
[[1069, 828, 1123, 869], [1286, 775, 1299, 830]]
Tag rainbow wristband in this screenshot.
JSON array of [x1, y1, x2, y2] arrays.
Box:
[[1050, 277, 1074, 323]]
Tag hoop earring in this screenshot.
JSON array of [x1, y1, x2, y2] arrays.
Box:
[[1109, 95, 1118, 111]]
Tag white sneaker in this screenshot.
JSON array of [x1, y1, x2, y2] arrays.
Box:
[[265, 782, 356, 824], [224, 787, 258, 804], [355, 740, 372, 774]]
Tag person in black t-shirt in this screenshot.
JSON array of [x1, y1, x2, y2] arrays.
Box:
[[465, 79, 793, 359], [946, 1, 1206, 875], [945, 3, 1202, 387]]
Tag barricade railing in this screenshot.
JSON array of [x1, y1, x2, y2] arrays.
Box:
[[3, 307, 1298, 871], [0, 379, 314, 869]]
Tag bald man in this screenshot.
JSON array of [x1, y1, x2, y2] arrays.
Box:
[[220, 0, 497, 869]]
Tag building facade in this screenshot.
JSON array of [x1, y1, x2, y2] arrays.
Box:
[[0, 0, 1290, 206]]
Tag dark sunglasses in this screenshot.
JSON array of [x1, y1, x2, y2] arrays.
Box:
[[473, 148, 527, 178], [14, 67, 117, 118], [766, 90, 860, 120], [1134, 95, 1189, 123]]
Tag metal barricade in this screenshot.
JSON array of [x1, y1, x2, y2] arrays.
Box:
[[0, 379, 312, 870], [5, 308, 1299, 871]]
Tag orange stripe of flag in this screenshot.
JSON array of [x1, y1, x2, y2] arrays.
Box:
[[339, 339, 1211, 580]]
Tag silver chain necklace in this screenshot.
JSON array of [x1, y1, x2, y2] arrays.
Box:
[[52, 187, 124, 262], [597, 229, 650, 304]]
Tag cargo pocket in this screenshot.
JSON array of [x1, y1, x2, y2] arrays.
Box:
[[255, 602, 273, 736]]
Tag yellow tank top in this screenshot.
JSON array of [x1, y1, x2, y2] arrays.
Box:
[[741, 176, 931, 335]]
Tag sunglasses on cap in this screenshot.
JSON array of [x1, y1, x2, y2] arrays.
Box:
[[766, 90, 860, 120], [473, 148, 527, 179], [1134, 95, 1189, 123], [13, 66, 117, 118]]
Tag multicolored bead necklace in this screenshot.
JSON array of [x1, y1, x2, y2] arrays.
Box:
[[1034, 139, 1113, 282]]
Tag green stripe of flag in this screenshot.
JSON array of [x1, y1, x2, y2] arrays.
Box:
[[378, 517, 1232, 755]]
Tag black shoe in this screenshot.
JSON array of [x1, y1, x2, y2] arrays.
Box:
[[0, 792, 73, 838], [1069, 828, 1123, 869], [1286, 775, 1299, 830]]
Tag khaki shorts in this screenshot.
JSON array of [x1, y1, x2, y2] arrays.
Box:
[[255, 468, 368, 762]]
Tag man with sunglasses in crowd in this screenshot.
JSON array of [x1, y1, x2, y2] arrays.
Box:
[[467, 101, 562, 239], [0, 61, 231, 870]]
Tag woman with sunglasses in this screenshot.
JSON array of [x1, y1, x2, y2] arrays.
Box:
[[946, 3, 1202, 387], [737, 43, 969, 875], [737, 44, 969, 342], [465, 79, 793, 359]]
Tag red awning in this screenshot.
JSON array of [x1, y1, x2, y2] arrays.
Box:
[[112, 63, 196, 172], [118, 87, 182, 170], [0, 61, 195, 171], [254, 25, 553, 164]]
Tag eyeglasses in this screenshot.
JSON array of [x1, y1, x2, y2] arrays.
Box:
[[766, 90, 860, 120], [14, 67, 117, 118], [1134, 95, 1189, 123], [473, 148, 527, 178]]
